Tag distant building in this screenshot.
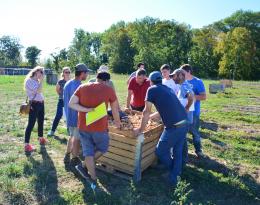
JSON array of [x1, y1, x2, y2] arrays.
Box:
[[0, 67, 53, 75]]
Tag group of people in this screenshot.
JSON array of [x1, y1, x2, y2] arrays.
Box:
[[23, 62, 206, 188]]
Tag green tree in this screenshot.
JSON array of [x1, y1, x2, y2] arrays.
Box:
[[129, 17, 192, 72], [215, 27, 256, 80], [102, 21, 136, 73], [211, 10, 260, 79], [0, 35, 22, 66], [189, 28, 219, 78], [25, 46, 41, 67], [67, 29, 103, 70]]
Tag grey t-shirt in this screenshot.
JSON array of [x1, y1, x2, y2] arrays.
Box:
[[58, 79, 66, 99]]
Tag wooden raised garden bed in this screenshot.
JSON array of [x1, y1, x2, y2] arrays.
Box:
[[96, 111, 163, 182]]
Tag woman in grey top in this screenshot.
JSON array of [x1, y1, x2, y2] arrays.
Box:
[[48, 67, 71, 136]]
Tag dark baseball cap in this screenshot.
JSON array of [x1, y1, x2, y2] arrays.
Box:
[[75, 63, 90, 72], [149, 71, 162, 82]]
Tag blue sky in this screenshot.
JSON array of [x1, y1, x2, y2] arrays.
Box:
[[0, 0, 259, 61]]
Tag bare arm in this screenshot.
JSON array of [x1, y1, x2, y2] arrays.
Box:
[[110, 100, 121, 128], [56, 84, 61, 95], [126, 90, 133, 109], [137, 101, 153, 134], [149, 112, 161, 121], [185, 93, 194, 111], [195, 92, 206, 101], [69, 95, 93, 113]]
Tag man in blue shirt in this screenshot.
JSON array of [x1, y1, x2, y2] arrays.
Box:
[[134, 71, 188, 186], [181, 64, 206, 158], [63, 63, 89, 166]]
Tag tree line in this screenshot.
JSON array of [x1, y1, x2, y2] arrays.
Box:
[[0, 10, 259, 80]]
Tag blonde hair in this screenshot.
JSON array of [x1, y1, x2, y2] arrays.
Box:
[[24, 66, 44, 90], [60, 67, 71, 79]]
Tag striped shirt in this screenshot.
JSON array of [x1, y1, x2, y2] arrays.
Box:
[[25, 78, 44, 101]]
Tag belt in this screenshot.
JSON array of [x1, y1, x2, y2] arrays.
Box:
[[30, 100, 44, 104], [168, 120, 187, 129]]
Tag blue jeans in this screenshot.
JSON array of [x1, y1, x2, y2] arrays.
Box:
[[51, 99, 63, 132], [79, 131, 109, 157], [25, 102, 44, 143], [189, 114, 202, 153], [155, 125, 188, 185]]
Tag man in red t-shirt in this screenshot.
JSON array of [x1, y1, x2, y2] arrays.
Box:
[[126, 69, 150, 112], [69, 72, 121, 188]]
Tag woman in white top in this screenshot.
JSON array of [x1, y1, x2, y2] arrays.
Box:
[[24, 66, 47, 153]]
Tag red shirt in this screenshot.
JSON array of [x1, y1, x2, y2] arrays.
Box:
[[128, 77, 150, 107], [74, 83, 117, 132]]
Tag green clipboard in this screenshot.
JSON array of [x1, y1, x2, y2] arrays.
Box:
[[86, 102, 107, 126]]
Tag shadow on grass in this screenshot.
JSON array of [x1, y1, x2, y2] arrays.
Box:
[[187, 154, 260, 204], [53, 135, 68, 145], [24, 146, 68, 205], [200, 120, 219, 132]]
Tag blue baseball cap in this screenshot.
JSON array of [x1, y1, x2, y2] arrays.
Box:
[[149, 71, 162, 82]]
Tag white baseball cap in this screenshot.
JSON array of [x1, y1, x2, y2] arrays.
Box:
[[97, 65, 109, 73]]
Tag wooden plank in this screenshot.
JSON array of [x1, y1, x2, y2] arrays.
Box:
[[141, 153, 156, 167], [109, 139, 136, 152], [97, 156, 134, 174], [143, 127, 162, 144], [97, 165, 132, 180], [133, 134, 144, 182], [102, 152, 135, 166], [142, 140, 158, 152], [144, 124, 163, 136], [141, 157, 156, 172], [109, 126, 135, 138], [109, 132, 137, 145], [109, 146, 135, 159], [142, 146, 156, 159], [220, 79, 232, 88]]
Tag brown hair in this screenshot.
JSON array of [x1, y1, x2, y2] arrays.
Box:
[[24, 66, 44, 90], [160, 64, 170, 71], [180, 64, 192, 74]]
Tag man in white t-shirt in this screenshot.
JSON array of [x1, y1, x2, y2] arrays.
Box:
[[160, 64, 179, 95]]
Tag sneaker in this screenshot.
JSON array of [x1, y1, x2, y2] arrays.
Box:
[[24, 144, 36, 152], [70, 157, 82, 167], [39, 137, 48, 145], [88, 178, 97, 191], [75, 164, 90, 180], [196, 151, 205, 159], [64, 153, 71, 164], [47, 130, 54, 137]]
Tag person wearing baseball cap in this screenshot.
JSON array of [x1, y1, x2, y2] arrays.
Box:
[[69, 67, 121, 189], [134, 71, 188, 187], [63, 63, 90, 167], [88, 65, 115, 90]]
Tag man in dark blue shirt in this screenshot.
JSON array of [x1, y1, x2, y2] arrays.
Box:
[[134, 71, 188, 186]]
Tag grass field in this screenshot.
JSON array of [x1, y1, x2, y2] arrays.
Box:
[[0, 74, 259, 205]]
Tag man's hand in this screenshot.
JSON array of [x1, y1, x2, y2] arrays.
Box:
[[124, 107, 131, 114], [134, 128, 141, 137], [85, 107, 94, 113], [39, 74, 44, 82]]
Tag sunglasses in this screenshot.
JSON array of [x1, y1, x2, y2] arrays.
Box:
[[64, 71, 71, 74]]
